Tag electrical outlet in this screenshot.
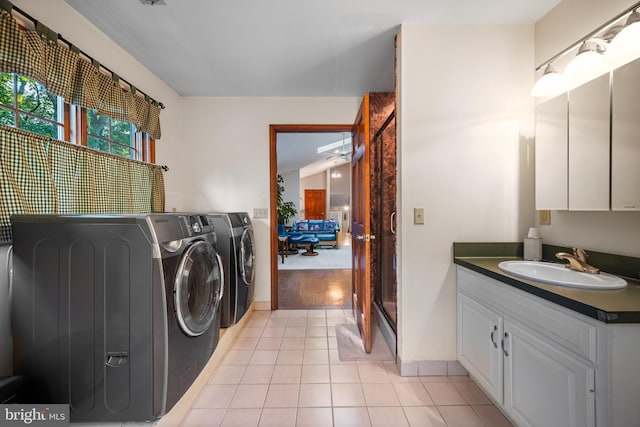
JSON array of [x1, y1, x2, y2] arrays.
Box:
[[414, 207, 425, 225], [253, 208, 268, 219], [539, 210, 551, 225]]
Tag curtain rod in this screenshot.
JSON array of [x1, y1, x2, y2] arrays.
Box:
[[536, 0, 640, 72], [0, 0, 165, 109]]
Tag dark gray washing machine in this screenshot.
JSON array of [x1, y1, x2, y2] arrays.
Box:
[[209, 212, 256, 327], [10, 213, 223, 422]]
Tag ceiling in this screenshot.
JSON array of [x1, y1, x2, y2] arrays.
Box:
[[64, 0, 560, 98], [278, 133, 351, 177], [63, 0, 559, 175]]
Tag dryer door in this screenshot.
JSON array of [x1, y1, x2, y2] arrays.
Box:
[[239, 228, 256, 286], [174, 240, 223, 337]]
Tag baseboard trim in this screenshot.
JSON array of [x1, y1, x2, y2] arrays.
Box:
[[398, 357, 468, 377]]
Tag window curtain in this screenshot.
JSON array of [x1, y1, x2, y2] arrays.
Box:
[[0, 125, 165, 243], [0, 7, 162, 139]]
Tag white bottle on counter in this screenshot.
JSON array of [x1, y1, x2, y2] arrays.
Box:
[[523, 227, 542, 261]]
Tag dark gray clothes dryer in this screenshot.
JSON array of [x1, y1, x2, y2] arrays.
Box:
[[10, 213, 223, 423], [209, 212, 256, 327]]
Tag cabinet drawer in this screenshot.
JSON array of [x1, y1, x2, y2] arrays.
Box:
[[457, 267, 597, 363]]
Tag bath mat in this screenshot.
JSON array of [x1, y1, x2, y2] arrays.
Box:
[[335, 322, 394, 361]]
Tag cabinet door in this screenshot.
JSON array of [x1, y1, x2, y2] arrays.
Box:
[[457, 293, 503, 402], [503, 320, 595, 427], [568, 73, 610, 210], [612, 58, 640, 210], [535, 94, 568, 210]]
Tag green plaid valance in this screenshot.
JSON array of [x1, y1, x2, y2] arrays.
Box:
[[0, 125, 165, 243], [0, 8, 162, 139]]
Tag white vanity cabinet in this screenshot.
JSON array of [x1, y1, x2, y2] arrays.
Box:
[[457, 266, 640, 427]]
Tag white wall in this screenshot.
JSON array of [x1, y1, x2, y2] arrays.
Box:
[[397, 24, 535, 363], [534, 1, 640, 257], [180, 97, 360, 303]]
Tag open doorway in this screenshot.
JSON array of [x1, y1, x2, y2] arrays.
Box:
[[269, 124, 353, 310]]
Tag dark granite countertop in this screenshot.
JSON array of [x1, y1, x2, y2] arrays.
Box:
[[453, 243, 640, 324]]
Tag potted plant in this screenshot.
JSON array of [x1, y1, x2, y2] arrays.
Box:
[[277, 174, 297, 226]]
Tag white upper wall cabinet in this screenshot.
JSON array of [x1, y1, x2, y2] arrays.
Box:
[[612, 58, 640, 211], [535, 94, 568, 210], [568, 73, 610, 211]]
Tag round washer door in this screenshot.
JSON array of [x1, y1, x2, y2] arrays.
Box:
[[239, 228, 255, 286], [174, 240, 223, 337]]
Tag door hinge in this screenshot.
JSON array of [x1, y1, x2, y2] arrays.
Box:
[[365, 234, 375, 242]]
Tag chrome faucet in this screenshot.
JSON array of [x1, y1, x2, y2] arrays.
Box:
[[555, 248, 600, 274]]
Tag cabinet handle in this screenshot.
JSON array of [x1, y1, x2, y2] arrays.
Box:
[[390, 212, 396, 235], [501, 332, 509, 357], [490, 325, 498, 348]]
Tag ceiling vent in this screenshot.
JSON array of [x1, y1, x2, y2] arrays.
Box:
[[139, 0, 167, 5]]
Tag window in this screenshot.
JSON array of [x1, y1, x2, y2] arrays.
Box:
[[0, 72, 155, 163], [0, 73, 66, 140]]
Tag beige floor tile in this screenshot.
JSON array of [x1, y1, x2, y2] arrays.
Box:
[[220, 408, 261, 427], [438, 405, 484, 427], [362, 382, 400, 406], [264, 384, 300, 408], [259, 408, 297, 427], [327, 326, 337, 337], [402, 406, 446, 427], [286, 317, 308, 327], [281, 337, 306, 350], [208, 365, 246, 385], [357, 363, 390, 383], [298, 383, 332, 407], [249, 350, 279, 365], [221, 350, 253, 366], [240, 365, 275, 384], [304, 337, 328, 349], [301, 364, 330, 383], [419, 376, 451, 383], [193, 384, 237, 408], [333, 407, 371, 427], [284, 327, 307, 338], [232, 337, 259, 351], [271, 365, 302, 384], [270, 310, 292, 318], [331, 383, 366, 407], [330, 364, 360, 383], [449, 375, 472, 382], [256, 337, 282, 350], [303, 349, 329, 364], [472, 405, 514, 427], [296, 407, 333, 427], [307, 310, 327, 318], [180, 408, 226, 427], [229, 384, 269, 408], [368, 407, 409, 427], [261, 327, 286, 338], [277, 349, 305, 365], [240, 328, 264, 338], [306, 326, 328, 337], [452, 380, 492, 405], [326, 316, 346, 326], [393, 382, 434, 406], [251, 311, 271, 319], [265, 318, 288, 328], [423, 381, 468, 405], [246, 317, 268, 328], [307, 318, 327, 326], [327, 309, 346, 318], [289, 310, 309, 317]]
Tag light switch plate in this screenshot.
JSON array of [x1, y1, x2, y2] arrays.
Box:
[[414, 207, 425, 225], [253, 208, 268, 219], [539, 210, 551, 225]]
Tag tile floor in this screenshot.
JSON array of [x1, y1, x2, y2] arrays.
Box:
[[181, 309, 513, 427]]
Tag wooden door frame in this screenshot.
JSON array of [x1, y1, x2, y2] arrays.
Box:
[[270, 124, 352, 310]]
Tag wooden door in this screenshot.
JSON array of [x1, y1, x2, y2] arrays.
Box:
[[351, 95, 373, 353], [304, 189, 326, 219]]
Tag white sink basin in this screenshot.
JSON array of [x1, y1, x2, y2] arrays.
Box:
[[498, 260, 627, 290]]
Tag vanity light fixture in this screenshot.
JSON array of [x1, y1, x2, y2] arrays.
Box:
[[530, 64, 565, 97], [532, 1, 640, 97]]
